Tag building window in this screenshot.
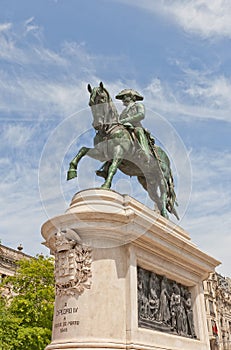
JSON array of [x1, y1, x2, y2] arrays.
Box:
[[204, 299, 208, 312], [209, 300, 215, 316], [207, 281, 212, 294], [212, 320, 218, 336]]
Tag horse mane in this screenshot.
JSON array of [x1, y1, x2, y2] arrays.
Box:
[[102, 87, 119, 121]]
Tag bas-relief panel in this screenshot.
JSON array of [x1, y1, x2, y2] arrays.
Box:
[[137, 266, 196, 338]]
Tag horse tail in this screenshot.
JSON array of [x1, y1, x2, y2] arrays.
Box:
[[166, 169, 179, 220]]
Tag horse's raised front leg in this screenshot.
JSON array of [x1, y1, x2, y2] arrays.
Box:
[[101, 146, 123, 189], [67, 146, 90, 180], [67, 145, 105, 180]]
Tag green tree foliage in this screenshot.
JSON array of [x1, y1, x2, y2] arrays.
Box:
[[0, 255, 55, 350]]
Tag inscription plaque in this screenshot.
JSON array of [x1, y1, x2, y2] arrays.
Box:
[[54, 303, 80, 334]]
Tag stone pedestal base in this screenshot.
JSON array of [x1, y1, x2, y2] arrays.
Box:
[[41, 189, 220, 350]]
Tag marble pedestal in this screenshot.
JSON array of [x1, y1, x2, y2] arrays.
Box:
[[41, 189, 220, 350]]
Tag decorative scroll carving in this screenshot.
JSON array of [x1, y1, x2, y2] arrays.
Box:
[[137, 266, 196, 338], [54, 230, 92, 296]]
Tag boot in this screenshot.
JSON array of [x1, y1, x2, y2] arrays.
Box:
[[96, 161, 111, 179]]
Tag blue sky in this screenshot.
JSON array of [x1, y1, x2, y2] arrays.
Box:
[[0, 0, 230, 276]]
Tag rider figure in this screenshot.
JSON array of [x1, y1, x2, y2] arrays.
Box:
[[96, 89, 151, 179], [116, 89, 150, 161]]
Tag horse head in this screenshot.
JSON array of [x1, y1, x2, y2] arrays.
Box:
[[87, 82, 119, 130]]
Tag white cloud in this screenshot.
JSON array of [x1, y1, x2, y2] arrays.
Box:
[[180, 149, 231, 276], [182, 210, 231, 276], [0, 30, 25, 63], [1, 18, 230, 125], [0, 23, 12, 32], [166, 0, 231, 39], [177, 62, 231, 109], [0, 187, 49, 256], [0, 157, 11, 166], [3, 124, 34, 148], [116, 0, 231, 38], [23, 17, 41, 35], [0, 19, 67, 66], [0, 22, 108, 120], [0, 19, 126, 253], [188, 150, 231, 216], [0, 71, 91, 119], [0, 154, 48, 255], [192, 150, 231, 180], [144, 71, 231, 123]]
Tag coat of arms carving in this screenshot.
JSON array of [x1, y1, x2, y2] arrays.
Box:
[[54, 229, 92, 296]]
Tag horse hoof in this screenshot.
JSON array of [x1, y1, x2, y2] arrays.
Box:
[[67, 169, 77, 180], [161, 209, 169, 219]]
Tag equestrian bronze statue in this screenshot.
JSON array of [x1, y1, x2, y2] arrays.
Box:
[[67, 82, 179, 220]]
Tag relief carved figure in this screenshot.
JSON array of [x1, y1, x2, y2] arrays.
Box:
[[137, 267, 196, 338], [138, 268, 149, 317], [148, 273, 160, 320], [184, 291, 196, 338], [159, 276, 171, 324], [180, 286, 188, 335], [170, 284, 183, 334]]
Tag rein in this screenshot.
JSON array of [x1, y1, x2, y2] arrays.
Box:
[[103, 123, 122, 135]]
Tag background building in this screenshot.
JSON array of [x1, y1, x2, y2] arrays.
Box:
[[0, 243, 32, 281], [204, 272, 231, 350]]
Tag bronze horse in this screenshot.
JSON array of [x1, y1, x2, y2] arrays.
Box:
[[67, 82, 179, 220]]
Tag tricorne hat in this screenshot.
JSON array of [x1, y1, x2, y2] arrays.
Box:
[[115, 89, 144, 101]]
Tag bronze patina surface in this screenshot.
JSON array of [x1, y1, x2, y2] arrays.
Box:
[[67, 82, 178, 220]]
